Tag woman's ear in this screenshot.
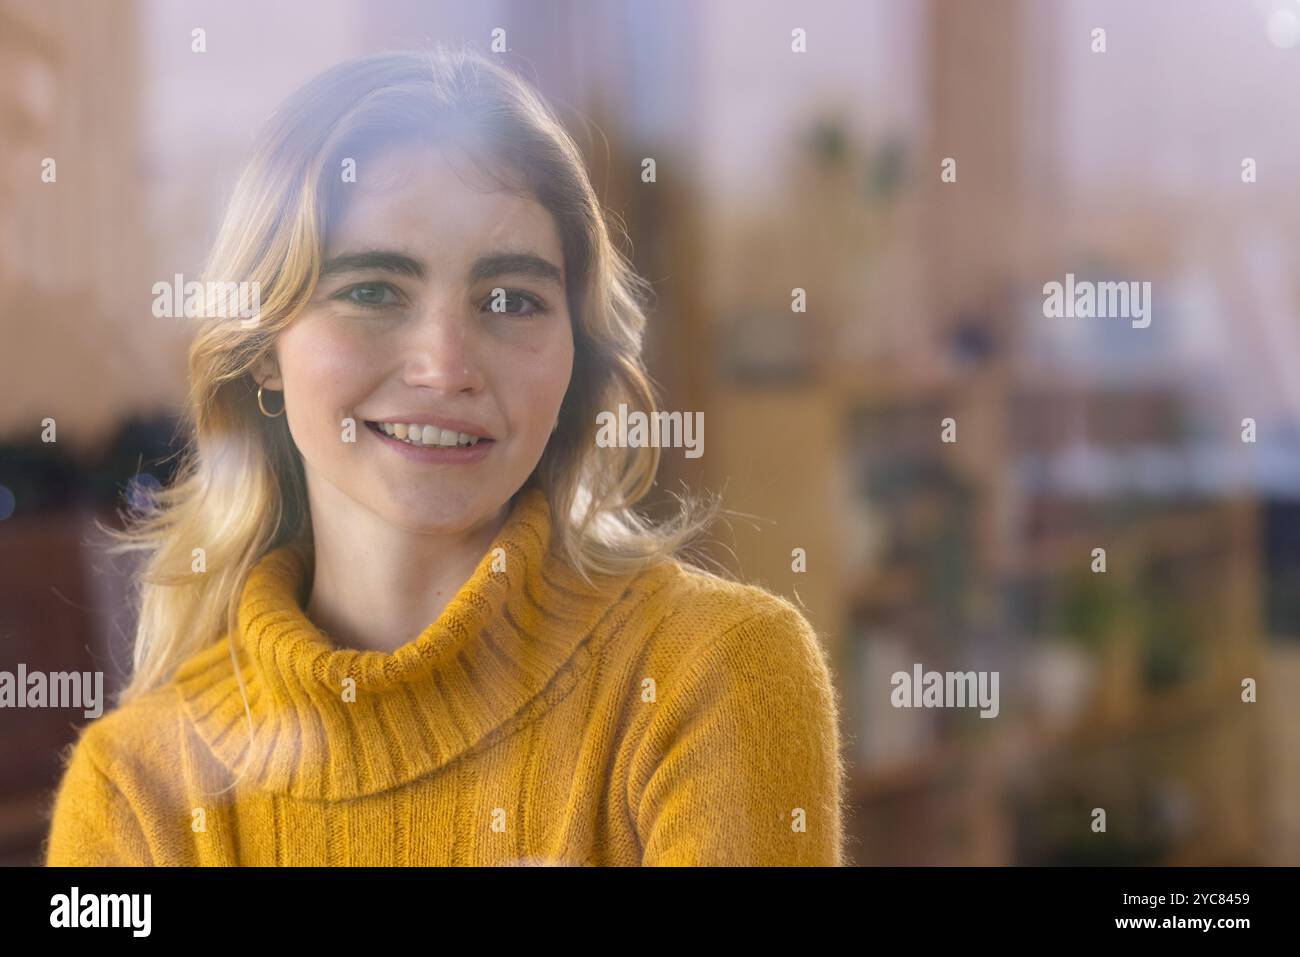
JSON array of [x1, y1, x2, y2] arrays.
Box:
[[252, 355, 283, 390]]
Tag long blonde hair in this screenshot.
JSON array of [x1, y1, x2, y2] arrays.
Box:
[[103, 44, 726, 708]]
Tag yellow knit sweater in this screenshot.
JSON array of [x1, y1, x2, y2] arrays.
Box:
[[44, 487, 847, 866]]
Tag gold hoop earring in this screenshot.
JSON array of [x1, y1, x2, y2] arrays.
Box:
[[257, 384, 286, 418]]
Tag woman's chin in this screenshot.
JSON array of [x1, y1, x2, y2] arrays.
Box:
[[368, 497, 497, 536]]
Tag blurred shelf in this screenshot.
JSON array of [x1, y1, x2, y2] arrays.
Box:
[[1000, 497, 1255, 578], [851, 744, 962, 801], [827, 360, 969, 404], [709, 310, 1263, 864], [845, 564, 921, 612], [1023, 684, 1234, 757]]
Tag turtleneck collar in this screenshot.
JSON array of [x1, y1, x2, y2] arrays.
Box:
[[173, 486, 649, 800]]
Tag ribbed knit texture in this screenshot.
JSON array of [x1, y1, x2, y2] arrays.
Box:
[[44, 487, 847, 865]]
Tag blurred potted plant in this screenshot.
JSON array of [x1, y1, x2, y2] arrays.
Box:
[[1031, 567, 1137, 729], [1135, 576, 1205, 695]]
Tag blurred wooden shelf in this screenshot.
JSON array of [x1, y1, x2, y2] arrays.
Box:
[[708, 303, 1263, 864], [845, 564, 921, 612], [1022, 684, 1235, 757], [1000, 497, 1255, 579], [851, 743, 966, 800]]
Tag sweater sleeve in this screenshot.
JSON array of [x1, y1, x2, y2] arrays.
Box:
[[44, 730, 154, 867], [629, 598, 848, 866]]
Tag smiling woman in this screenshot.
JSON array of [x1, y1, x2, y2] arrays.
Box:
[[251, 138, 579, 648], [43, 44, 847, 867]]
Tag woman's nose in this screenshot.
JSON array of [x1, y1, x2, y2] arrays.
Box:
[[401, 308, 485, 393]]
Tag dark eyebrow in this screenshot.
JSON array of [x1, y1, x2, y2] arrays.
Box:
[[318, 249, 564, 290], [320, 250, 425, 280], [469, 252, 565, 290]]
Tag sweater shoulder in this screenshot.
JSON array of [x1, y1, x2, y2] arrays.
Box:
[[57, 682, 186, 785], [621, 556, 827, 674], [647, 556, 818, 635]]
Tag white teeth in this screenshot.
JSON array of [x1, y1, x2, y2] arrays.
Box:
[[375, 422, 481, 447]]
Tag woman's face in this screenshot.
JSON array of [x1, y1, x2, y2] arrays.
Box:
[[256, 141, 574, 535]]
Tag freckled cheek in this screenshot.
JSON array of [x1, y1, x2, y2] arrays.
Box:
[[279, 324, 379, 430], [494, 338, 572, 443]]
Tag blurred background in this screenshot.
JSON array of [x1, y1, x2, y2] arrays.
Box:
[[3, 0, 1299, 866]]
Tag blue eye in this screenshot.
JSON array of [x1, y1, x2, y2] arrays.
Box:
[[336, 282, 400, 309]]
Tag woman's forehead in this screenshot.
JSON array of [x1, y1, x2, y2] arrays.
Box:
[[323, 142, 562, 266]]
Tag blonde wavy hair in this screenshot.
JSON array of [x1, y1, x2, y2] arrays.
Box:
[[102, 44, 727, 709]]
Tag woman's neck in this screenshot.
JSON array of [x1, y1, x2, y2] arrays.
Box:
[[303, 501, 512, 654]]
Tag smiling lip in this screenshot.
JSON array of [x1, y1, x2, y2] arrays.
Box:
[[362, 415, 496, 440], [366, 421, 496, 464]]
